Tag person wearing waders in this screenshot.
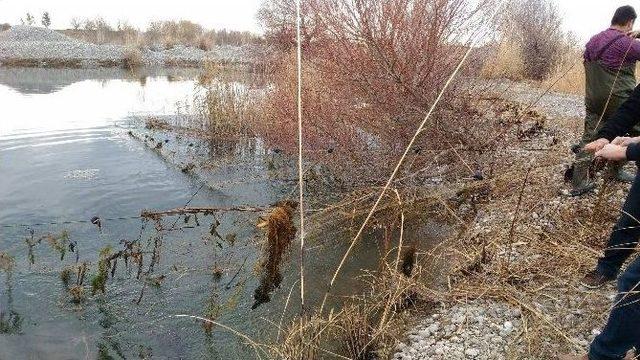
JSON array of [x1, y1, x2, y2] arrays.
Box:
[[560, 84, 640, 360], [569, 5, 640, 197]]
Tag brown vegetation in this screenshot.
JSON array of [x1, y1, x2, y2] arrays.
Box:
[[257, 0, 496, 187], [193, 62, 262, 138], [481, 0, 584, 94], [62, 18, 263, 49], [253, 200, 298, 309], [122, 47, 143, 70]]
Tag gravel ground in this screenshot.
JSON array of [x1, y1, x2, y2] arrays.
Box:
[[0, 26, 258, 67], [395, 301, 522, 360], [494, 79, 585, 120], [394, 82, 617, 360]]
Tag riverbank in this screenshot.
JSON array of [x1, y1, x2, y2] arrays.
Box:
[[395, 80, 629, 359], [0, 26, 263, 68]]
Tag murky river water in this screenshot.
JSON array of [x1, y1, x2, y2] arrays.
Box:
[[0, 68, 383, 359]]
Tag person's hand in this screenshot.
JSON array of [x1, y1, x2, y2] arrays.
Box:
[[595, 144, 628, 161], [628, 30, 640, 38], [584, 138, 610, 153], [613, 136, 640, 146], [612, 136, 632, 145]]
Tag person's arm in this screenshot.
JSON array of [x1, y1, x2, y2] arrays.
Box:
[[627, 32, 640, 62], [597, 84, 640, 141], [595, 142, 640, 161], [627, 143, 640, 161]]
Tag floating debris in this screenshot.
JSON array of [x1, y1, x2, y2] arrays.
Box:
[[181, 163, 196, 173], [91, 216, 102, 231], [0, 253, 15, 273], [63, 169, 100, 180], [252, 200, 298, 309]]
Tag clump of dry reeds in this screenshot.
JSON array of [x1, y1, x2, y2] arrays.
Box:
[[275, 315, 324, 360], [194, 61, 259, 138], [123, 47, 143, 70], [336, 306, 379, 360]]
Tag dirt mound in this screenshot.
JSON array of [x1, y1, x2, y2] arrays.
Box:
[[0, 25, 77, 43]]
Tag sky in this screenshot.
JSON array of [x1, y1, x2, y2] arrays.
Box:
[[0, 0, 637, 41], [0, 0, 264, 33]]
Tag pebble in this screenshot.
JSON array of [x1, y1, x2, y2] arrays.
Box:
[[394, 301, 521, 359]]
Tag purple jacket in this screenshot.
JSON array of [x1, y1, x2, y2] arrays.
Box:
[[584, 28, 640, 69]]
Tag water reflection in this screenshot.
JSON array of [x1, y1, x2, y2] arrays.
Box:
[[0, 67, 202, 95], [0, 74, 197, 137]]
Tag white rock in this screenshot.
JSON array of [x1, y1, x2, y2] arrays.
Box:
[[465, 348, 480, 357]]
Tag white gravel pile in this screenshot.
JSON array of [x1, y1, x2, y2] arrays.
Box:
[[0, 26, 259, 68], [0, 25, 124, 65], [394, 301, 522, 360], [0, 25, 76, 42]]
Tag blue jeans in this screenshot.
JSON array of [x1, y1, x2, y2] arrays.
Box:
[[590, 255, 640, 359], [597, 174, 640, 279]]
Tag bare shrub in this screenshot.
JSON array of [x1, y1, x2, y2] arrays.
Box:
[[258, 0, 495, 186], [196, 33, 214, 51], [502, 0, 564, 80], [70, 17, 81, 30], [123, 47, 143, 70], [0, 24, 10, 32], [257, 0, 320, 51], [211, 29, 263, 46], [145, 20, 204, 49]]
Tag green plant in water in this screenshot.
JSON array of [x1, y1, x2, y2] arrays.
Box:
[[46, 230, 71, 261], [91, 246, 113, 295], [0, 311, 22, 335]]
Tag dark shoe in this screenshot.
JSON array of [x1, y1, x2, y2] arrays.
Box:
[[562, 183, 596, 197], [581, 270, 616, 289], [570, 143, 582, 154], [616, 169, 636, 183], [564, 165, 575, 183]]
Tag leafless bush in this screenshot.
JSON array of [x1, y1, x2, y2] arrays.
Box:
[[212, 29, 263, 46], [197, 33, 214, 51], [123, 47, 143, 70], [70, 17, 82, 30], [145, 20, 204, 49], [0, 24, 10, 32], [258, 0, 495, 186], [502, 0, 564, 80], [257, 0, 321, 51]]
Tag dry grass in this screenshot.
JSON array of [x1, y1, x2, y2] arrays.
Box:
[[481, 41, 526, 81], [122, 47, 143, 70], [264, 91, 627, 358], [64, 20, 262, 49], [194, 61, 260, 138], [483, 40, 586, 95]]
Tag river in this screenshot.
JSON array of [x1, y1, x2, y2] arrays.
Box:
[[0, 67, 385, 359]]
